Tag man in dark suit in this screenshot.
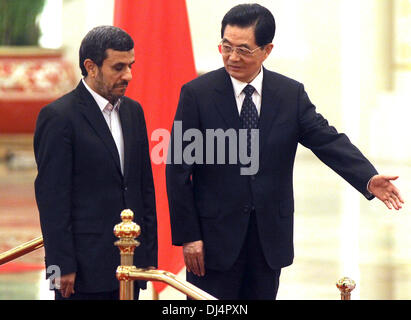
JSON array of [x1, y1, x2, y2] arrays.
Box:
[[34, 26, 157, 300], [166, 4, 404, 300]]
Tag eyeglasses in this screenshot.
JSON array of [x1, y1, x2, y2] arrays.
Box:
[[218, 42, 263, 57]]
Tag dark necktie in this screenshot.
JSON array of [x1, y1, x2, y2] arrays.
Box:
[[240, 84, 258, 156]]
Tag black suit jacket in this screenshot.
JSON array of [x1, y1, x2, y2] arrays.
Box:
[[166, 67, 377, 271], [34, 81, 157, 293]]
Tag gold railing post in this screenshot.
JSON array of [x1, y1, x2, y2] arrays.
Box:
[[336, 277, 356, 300], [113, 209, 140, 300]]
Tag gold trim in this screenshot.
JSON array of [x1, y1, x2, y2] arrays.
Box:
[[0, 236, 43, 265], [116, 266, 217, 300]]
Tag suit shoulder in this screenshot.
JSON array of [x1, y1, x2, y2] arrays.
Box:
[[40, 89, 77, 116], [34, 91, 76, 139], [183, 68, 226, 89], [264, 69, 302, 88]]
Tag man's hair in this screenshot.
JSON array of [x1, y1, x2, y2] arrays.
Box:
[[79, 25, 134, 77], [221, 3, 276, 47]]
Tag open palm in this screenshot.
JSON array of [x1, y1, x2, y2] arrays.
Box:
[[368, 175, 404, 210]]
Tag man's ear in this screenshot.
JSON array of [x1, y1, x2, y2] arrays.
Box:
[[263, 43, 274, 59], [84, 59, 96, 78]]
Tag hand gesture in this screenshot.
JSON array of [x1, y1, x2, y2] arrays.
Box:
[[368, 175, 404, 210]]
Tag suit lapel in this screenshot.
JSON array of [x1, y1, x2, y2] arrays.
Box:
[[75, 81, 122, 175], [258, 68, 282, 156], [213, 68, 242, 130]]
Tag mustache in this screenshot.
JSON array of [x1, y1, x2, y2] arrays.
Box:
[[115, 81, 129, 88]]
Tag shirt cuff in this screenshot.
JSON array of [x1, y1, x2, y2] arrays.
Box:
[[365, 175, 377, 200]]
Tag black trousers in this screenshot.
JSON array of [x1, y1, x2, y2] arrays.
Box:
[[187, 211, 281, 300], [54, 287, 140, 300]]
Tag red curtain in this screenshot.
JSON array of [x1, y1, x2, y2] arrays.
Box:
[[114, 0, 197, 294]]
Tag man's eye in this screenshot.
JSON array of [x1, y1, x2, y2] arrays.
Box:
[[237, 48, 250, 55]]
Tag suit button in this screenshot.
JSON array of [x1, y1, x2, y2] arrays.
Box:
[[123, 186, 128, 191], [243, 205, 249, 213], [251, 175, 256, 181]]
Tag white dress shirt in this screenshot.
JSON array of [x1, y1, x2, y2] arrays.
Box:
[[229, 67, 264, 116], [82, 79, 125, 175]]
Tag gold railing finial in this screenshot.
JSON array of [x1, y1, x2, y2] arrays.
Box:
[[336, 277, 356, 300], [113, 209, 141, 260], [114, 209, 140, 300]]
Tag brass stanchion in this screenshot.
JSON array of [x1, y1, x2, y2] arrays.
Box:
[[336, 277, 356, 300], [113, 209, 217, 300], [114, 209, 140, 300]]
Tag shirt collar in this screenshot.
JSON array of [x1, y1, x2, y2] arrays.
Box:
[[82, 78, 121, 112], [230, 66, 264, 98]]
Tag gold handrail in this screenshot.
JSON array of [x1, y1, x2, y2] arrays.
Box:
[[117, 266, 217, 300], [0, 236, 43, 266]]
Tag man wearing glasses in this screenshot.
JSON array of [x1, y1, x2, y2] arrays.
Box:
[[166, 4, 403, 300]]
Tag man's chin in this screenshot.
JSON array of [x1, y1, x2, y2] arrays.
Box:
[[111, 87, 127, 99]]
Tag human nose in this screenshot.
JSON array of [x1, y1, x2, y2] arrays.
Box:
[[122, 67, 132, 82], [228, 48, 241, 61]]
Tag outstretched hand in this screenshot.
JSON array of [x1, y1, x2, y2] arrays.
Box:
[[368, 175, 404, 210]]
